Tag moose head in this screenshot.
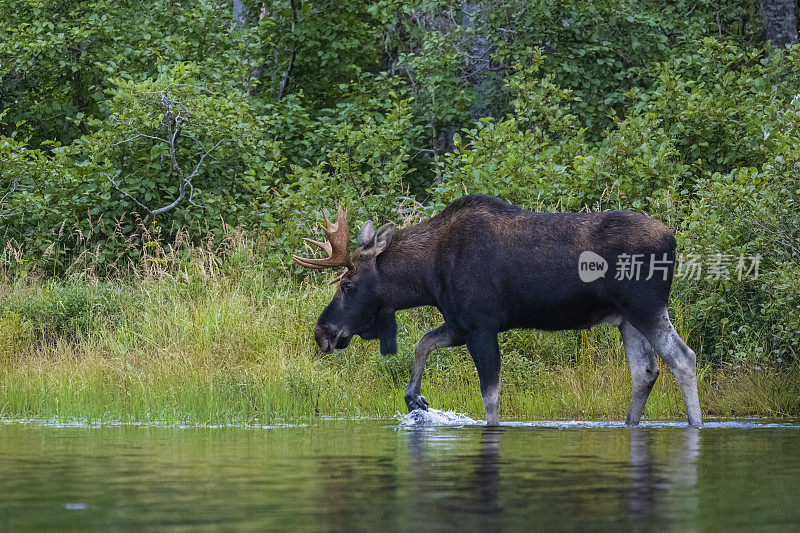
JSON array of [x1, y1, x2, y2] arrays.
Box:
[[292, 206, 398, 355]]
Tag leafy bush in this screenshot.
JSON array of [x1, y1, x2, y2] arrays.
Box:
[[1, 283, 124, 340], [1, 1, 799, 368]]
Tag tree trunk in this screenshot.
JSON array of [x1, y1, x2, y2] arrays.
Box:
[[434, 2, 494, 154], [233, 0, 247, 28], [461, 1, 492, 121], [763, 0, 799, 48]]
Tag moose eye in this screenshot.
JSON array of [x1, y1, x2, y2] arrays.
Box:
[[341, 281, 353, 292]]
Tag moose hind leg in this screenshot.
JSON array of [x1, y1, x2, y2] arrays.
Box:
[[637, 309, 702, 427], [405, 324, 465, 412], [619, 321, 659, 426], [466, 329, 501, 426]]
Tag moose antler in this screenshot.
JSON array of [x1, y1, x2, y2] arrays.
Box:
[[292, 205, 353, 270]]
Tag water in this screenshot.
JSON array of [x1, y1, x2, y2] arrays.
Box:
[[1, 414, 799, 531]]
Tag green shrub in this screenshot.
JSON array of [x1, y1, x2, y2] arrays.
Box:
[[2, 283, 124, 341]]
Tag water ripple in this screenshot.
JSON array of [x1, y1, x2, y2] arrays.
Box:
[[396, 410, 799, 429]]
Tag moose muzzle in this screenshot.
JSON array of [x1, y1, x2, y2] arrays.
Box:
[[314, 322, 352, 353]]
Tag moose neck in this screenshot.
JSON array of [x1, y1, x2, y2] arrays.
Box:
[[376, 226, 437, 311]]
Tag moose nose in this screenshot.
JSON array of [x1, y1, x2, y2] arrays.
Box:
[[314, 323, 340, 354]]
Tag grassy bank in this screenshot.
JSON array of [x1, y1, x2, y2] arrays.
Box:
[[1, 269, 798, 425]]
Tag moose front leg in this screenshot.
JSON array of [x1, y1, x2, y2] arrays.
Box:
[[466, 329, 502, 426], [405, 324, 465, 412]]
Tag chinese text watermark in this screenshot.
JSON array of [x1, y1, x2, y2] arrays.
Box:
[[578, 251, 762, 282]]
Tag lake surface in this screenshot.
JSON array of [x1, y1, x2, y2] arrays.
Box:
[[1, 414, 799, 531]]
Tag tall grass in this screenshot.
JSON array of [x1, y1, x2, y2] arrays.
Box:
[[0, 232, 798, 424]]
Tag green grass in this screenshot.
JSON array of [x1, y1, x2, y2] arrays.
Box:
[[1, 270, 798, 425]]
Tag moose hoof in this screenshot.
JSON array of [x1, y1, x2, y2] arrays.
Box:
[[405, 394, 429, 412]]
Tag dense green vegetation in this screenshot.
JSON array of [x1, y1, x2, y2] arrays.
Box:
[[1, 1, 799, 421], [1, 252, 798, 424]]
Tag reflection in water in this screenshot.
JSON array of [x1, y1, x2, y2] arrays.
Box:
[[0, 421, 797, 531], [406, 425, 701, 532], [628, 428, 699, 531], [406, 427, 503, 532], [476, 428, 502, 526]]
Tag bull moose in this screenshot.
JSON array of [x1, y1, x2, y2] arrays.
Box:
[[293, 195, 702, 427]]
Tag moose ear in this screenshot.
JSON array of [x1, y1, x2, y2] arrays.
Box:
[[359, 222, 395, 257], [373, 223, 395, 254], [358, 220, 375, 248]]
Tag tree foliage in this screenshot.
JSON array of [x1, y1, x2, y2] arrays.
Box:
[[1, 0, 798, 364]]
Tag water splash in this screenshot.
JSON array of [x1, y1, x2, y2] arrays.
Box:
[[397, 408, 483, 427]]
